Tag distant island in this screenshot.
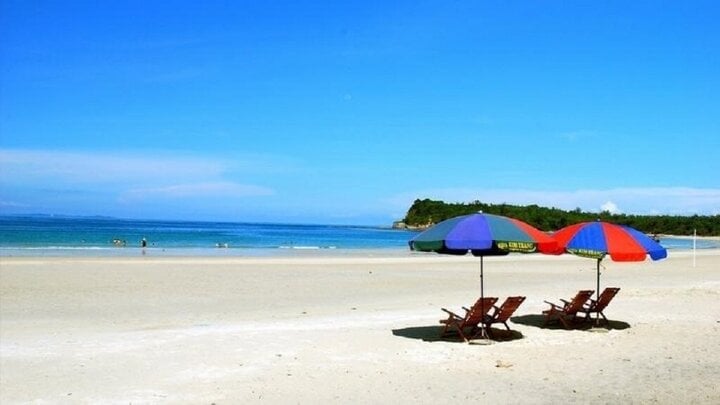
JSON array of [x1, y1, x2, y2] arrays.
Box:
[[394, 199, 720, 236]]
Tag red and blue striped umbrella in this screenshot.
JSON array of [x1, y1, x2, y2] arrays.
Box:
[[553, 220, 667, 322], [553, 221, 667, 262], [409, 213, 557, 333]]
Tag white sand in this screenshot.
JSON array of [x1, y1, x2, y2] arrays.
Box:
[[1, 250, 719, 403]]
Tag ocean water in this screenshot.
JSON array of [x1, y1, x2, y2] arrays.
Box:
[[0, 216, 418, 256], [1, 216, 717, 257]]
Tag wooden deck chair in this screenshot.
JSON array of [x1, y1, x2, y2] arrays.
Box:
[[440, 297, 498, 342], [542, 290, 594, 329], [580, 287, 620, 324], [483, 296, 526, 337]]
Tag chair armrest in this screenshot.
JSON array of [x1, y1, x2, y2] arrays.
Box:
[[543, 300, 561, 309], [441, 308, 461, 319]]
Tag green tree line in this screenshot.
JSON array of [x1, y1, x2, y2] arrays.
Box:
[[402, 199, 720, 236]]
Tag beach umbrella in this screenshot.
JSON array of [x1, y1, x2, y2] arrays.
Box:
[[553, 220, 667, 323], [409, 212, 558, 336]]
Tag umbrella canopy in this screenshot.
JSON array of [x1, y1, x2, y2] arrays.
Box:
[[553, 221, 667, 262], [553, 220, 667, 323], [409, 212, 558, 256]]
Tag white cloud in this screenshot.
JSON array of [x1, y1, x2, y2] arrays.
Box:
[[121, 181, 274, 200], [0, 149, 277, 210], [0, 200, 29, 208], [601, 201, 620, 214], [0, 149, 225, 187], [386, 187, 720, 216]]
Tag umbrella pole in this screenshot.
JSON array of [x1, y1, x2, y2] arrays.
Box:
[[480, 256, 484, 302], [480, 256, 488, 339], [596, 258, 601, 326]]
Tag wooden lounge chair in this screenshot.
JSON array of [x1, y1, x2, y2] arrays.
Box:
[[580, 287, 621, 324], [483, 296, 526, 337], [440, 297, 498, 342], [542, 290, 594, 329]]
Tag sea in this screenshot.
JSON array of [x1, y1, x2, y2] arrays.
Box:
[[0, 216, 418, 257], [1, 216, 717, 257]]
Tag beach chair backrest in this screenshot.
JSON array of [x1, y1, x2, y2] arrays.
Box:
[[567, 290, 594, 314], [466, 297, 498, 325], [494, 296, 526, 322], [594, 288, 621, 311]]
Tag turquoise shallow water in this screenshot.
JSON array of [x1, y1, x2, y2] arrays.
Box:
[[1, 216, 716, 257], [0, 216, 418, 256]]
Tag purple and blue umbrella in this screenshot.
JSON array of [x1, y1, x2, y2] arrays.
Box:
[[409, 212, 558, 256]]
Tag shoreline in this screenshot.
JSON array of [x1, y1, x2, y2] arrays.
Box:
[[0, 247, 720, 264], [2, 233, 720, 259], [660, 234, 720, 240]]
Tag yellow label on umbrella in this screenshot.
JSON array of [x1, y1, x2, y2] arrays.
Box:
[[497, 241, 537, 253], [567, 248, 606, 259]]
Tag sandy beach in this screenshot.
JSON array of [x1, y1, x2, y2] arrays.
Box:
[[1, 250, 719, 403]]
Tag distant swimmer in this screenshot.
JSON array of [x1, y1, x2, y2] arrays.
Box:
[[112, 238, 126, 247], [141, 237, 147, 248]]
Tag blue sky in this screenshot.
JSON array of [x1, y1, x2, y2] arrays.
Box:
[[1, 1, 719, 225]]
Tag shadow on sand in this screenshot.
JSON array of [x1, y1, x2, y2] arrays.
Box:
[[510, 314, 631, 331], [392, 325, 524, 343]]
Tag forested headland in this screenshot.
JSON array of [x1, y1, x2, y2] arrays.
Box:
[[398, 199, 720, 236]]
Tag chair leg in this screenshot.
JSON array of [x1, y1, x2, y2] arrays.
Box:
[[440, 322, 451, 337], [542, 310, 553, 326], [599, 311, 608, 324], [457, 326, 470, 343], [472, 325, 491, 340]]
